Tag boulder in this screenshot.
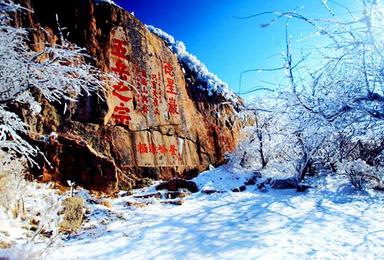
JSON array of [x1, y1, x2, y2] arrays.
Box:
[[270, 178, 299, 189], [231, 185, 246, 192], [155, 179, 199, 193], [244, 172, 261, 186], [202, 189, 225, 195], [12, 0, 243, 193], [259, 177, 311, 192], [0, 241, 12, 249], [59, 197, 84, 232]]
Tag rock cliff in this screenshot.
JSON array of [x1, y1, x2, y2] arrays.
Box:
[[12, 0, 243, 193]]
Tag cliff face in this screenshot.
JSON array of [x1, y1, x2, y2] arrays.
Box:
[[13, 0, 242, 193]]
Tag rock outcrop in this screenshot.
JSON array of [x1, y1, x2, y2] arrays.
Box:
[[59, 197, 84, 233], [12, 0, 243, 193]]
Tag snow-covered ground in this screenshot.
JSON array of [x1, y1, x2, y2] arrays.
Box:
[[1, 167, 384, 259], [38, 168, 384, 259]]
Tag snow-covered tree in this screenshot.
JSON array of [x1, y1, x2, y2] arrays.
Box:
[[236, 0, 384, 189], [0, 0, 105, 164]]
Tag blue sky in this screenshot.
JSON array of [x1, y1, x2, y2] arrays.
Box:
[[114, 0, 360, 100]]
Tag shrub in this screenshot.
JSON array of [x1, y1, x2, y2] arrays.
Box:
[[338, 159, 384, 190]]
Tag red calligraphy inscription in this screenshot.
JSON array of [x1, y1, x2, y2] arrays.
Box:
[[149, 143, 157, 154], [169, 144, 177, 156], [164, 62, 174, 76], [166, 78, 177, 95], [158, 144, 167, 155], [134, 66, 150, 115], [112, 81, 132, 102], [111, 103, 131, 125], [140, 70, 148, 88], [112, 59, 130, 81], [136, 142, 178, 157], [137, 142, 148, 154], [158, 72, 163, 104], [111, 37, 132, 125], [151, 73, 161, 115], [111, 39, 128, 60], [163, 61, 179, 116], [168, 97, 179, 115]]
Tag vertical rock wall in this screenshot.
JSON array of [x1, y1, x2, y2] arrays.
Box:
[[13, 0, 243, 193]]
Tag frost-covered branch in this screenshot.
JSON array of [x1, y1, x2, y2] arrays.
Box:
[[0, 0, 106, 163], [232, 0, 384, 189]]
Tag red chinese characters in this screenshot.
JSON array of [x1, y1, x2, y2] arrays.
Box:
[[167, 97, 179, 115], [137, 142, 148, 154], [151, 73, 161, 115], [112, 81, 132, 102], [164, 62, 174, 76], [169, 144, 177, 156], [110, 38, 182, 123], [136, 142, 178, 157], [110, 37, 133, 125], [148, 143, 157, 154], [111, 59, 130, 81], [135, 66, 149, 115], [158, 144, 167, 155], [166, 78, 177, 95], [111, 39, 129, 60], [111, 102, 131, 125], [163, 61, 179, 116]]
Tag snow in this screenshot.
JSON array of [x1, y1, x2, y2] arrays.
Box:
[[1, 6, 105, 163], [3, 167, 380, 259], [193, 166, 253, 191], [94, 0, 117, 6], [0, 181, 64, 259], [146, 25, 240, 105]]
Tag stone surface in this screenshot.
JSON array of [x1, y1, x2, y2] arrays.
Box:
[[0, 241, 12, 249], [13, 0, 243, 193], [59, 197, 84, 232]]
